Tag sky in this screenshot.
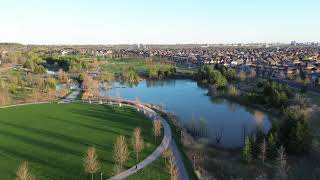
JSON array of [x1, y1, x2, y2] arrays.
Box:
[[0, 0, 319, 45]]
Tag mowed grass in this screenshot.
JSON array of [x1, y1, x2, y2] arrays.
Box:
[[127, 156, 170, 180], [0, 103, 161, 179]]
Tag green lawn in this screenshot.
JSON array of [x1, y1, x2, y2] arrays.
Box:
[[0, 103, 161, 179], [127, 156, 170, 180], [101, 58, 172, 74]]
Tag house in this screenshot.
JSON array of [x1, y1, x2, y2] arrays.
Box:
[[61, 50, 69, 56], [231, 60, 238, 67]]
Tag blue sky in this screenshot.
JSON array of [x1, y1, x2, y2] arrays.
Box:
[[0, 0, 319, 44]]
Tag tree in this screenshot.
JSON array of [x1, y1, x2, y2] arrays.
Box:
[[23, 59, 35, 71], [82, 74, 100, 100], [259, 138, 267, 165], [227, 85, 239, 97], [242, 136, 252, 163], [162, 148, 173, 164], [268, 131, 278, 160], [281, 106, 312, 155], [165, 149, 180, 180], [57, 69, 68, 83], [83, 147, 100, 180], [249, 68, 257, 78], [222, 67, 236, 81], [132, 127, 144, 161], [113, 135, 129, 171], [16, 161, 34, 180], [276, 146, 289, 180], [153, 119, 162, 140], [238, 70, 247, 81], [0, 88, 10, 106], [196, 66, 227, 88]]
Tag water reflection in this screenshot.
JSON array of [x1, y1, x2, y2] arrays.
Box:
[[146, 79, 176, 88], [253, 110, 265, 128], [100, 79, 272, 147]]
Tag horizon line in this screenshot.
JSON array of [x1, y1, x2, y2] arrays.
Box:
[[1, 41, 320, 46]]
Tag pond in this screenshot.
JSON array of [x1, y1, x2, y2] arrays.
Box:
[[100, 79, 272, 147]]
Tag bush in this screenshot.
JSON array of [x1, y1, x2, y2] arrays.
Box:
[[227, 85, 239, 97]]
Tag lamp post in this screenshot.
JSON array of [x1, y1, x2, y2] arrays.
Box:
[[100, 173, 103, 180]]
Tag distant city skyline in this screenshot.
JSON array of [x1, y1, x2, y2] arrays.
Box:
[[0, 0, 319, 45]]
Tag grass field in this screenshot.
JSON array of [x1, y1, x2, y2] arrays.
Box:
[[127, 156, 170, 180], [101, 58, 172, 74], [0, 103, 162, 179]]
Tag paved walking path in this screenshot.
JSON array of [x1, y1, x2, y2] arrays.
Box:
[[61, 89, 81, 102], [141, 104, 190, 180], [108, 103, 172, 180], [171, 140, 190, 180], [84, 99, 190, 180]]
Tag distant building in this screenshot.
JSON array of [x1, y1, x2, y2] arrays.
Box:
[[61, 50, 69, 55], [291, 41, 297, 46]]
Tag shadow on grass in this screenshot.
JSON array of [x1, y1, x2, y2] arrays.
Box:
[[0, 121, 103, 149]]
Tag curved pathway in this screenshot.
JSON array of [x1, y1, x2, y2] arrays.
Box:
[[0, 98, 189, 179], [85, 99, 189, 180], [108, 103, 172, 180]]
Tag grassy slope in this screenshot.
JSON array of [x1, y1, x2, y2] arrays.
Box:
[[0, 103, 161, 179]]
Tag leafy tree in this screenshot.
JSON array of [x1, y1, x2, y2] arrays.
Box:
[[281, 106, 312, 155], [222, 67, 236, 81], [197, 66, 227, 89]]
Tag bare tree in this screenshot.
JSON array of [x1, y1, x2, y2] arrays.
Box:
[[132, 127, 144, 161], [276, 146, 289, 180], [57, 69, 68, 83], [259, 138, 267, 165], [83, 147, 100, 180], [153, 119, 162, 140], [113, 135, 129, 171], [249, 68, 256, 78], [0, 88, 10, 106], [238, 70, 247, 81], [82, 74, 100, 100], [162, 148, 173, 164], [16, 161, 34, 180], [166, 149, 180, 180]]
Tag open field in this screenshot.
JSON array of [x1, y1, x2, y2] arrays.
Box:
[[0, 103, 162, 179], [101, 58, 172, 74]]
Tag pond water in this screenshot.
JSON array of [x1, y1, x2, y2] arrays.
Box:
[[100, 79, 272, 147]]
